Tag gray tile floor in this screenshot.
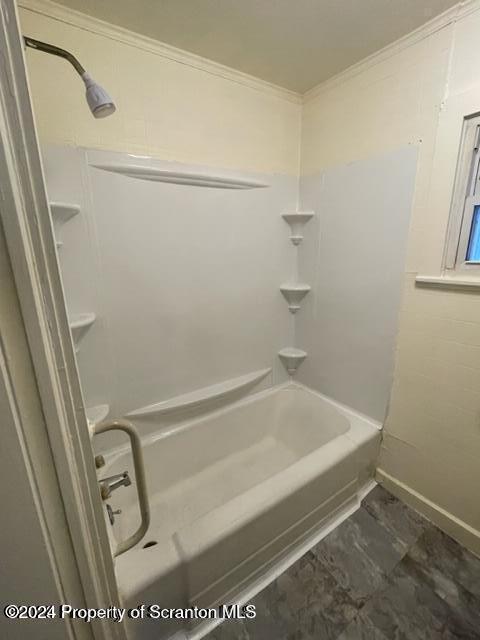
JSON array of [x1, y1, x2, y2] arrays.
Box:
[[206, 485, 480, 640]]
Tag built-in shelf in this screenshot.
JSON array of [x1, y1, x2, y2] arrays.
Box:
[[278, 348, 307, 376], [280, 283, 311, 313], [50, 201, 81, 223], [86, 404, 109, 426], [127, 368, 272, 419], [91, 163, 269, 190], [50, 201, 80, 249], [282, 211, 314, 245], [69, 312, 96, 349]]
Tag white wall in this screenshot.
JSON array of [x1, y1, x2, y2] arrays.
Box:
[[300, 6, 480, 553], [297, 147, 417, 422], [43, 146, 297, 425]]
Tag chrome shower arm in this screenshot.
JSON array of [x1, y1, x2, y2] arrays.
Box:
[[22, 35, 116, 118], [23, 36, 85, 77]]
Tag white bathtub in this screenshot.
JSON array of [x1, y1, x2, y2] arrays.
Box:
[[108, 382, 380, 639]]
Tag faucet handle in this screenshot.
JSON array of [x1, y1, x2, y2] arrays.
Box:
[[99, 471, 131, 499], [106, 503, 122, 525]]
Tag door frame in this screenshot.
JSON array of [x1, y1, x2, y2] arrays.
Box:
[[0, 2, 125, 638]]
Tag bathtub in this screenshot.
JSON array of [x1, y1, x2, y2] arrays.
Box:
[[108, 382, 380, 639]]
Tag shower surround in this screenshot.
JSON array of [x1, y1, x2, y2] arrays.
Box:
[[42, 142, 416, 639], [43, 144, 415, 425], [42, 145, 298, 426]]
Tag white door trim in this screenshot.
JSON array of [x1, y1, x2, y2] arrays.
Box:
[[0, 2, 125, 638]]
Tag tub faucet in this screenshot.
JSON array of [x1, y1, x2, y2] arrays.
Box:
[[106, 503, 122, 525], [99, 471, 131, 499]]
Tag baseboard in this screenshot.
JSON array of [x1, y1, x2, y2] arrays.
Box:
[[376, 469, 480, 558]]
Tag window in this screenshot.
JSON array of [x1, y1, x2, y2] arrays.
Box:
[[466, 205, 480, 261], [445, 114, 480, 272]]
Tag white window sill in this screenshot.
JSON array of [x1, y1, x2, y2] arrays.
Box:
[[415, 274, 480, 290]]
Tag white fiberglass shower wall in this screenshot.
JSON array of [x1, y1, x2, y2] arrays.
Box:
[[296, 147, 418, 422], [42, 145, 299, 425], [42, 142, 418, 430]]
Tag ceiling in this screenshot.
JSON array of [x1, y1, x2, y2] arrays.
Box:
[[54, 0, 459, 93]]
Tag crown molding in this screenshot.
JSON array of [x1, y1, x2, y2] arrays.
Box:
[[18, 0, 480, 107], [18, 0, 302, 105], [304, 0, 480, 103]]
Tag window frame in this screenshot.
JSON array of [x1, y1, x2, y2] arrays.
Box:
[[444, 113, 480, 273]]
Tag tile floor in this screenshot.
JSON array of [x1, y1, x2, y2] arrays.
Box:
[[206, 485, 480, 639]]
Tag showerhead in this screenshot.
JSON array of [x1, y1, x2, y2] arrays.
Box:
[[24, 36, 116, 119], [81, 72, 116, 118]]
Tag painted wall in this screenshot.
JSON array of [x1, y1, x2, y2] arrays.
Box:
[[19, 2, 301, 176], [300, 8, 480, 553]]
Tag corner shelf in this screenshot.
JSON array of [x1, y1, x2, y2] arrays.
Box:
[[49, 201, 80, 249], [278, 348, 307, 376], [86, 403, 109, 426], [69, 312, 96, 350], [282, 211, 314, 245], [50, 201, 81, 223], [280, 283, 311, 313]]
